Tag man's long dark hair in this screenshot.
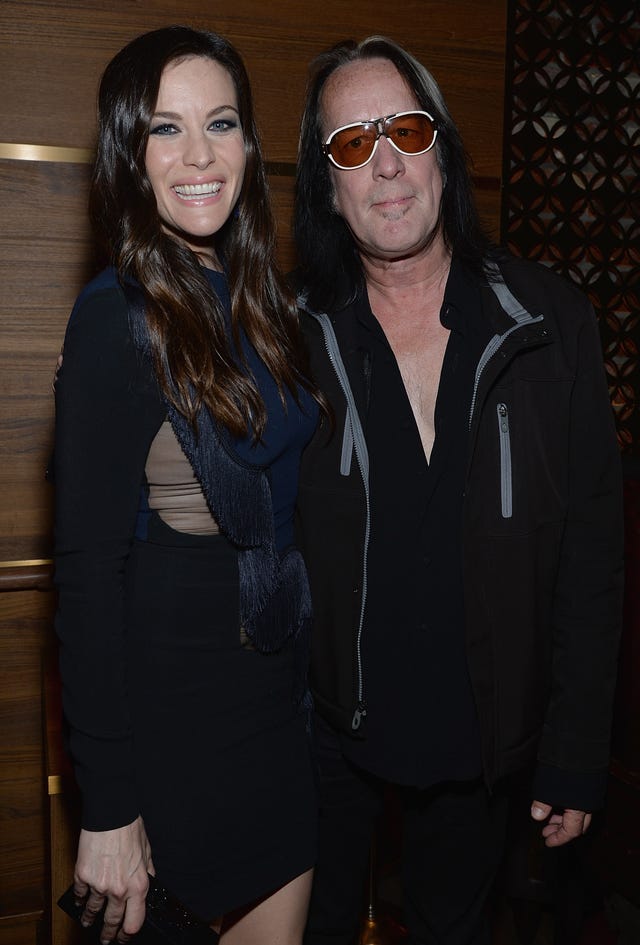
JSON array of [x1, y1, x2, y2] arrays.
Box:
[[294, 36, 493, 312], [92, 25, 319, 437]]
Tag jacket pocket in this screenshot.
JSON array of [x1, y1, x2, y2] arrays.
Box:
[[496, 403, 512, 518]]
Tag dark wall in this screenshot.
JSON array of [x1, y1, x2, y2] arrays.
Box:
[[501, 1, 639, 453]]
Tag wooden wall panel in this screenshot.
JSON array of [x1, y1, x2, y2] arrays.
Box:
[[0, 587, 55, 929], [0, 1, 505, 178], [0, 160, 93, 561], [0, 913, 42, 945], [0, 2, 507, 942], [270, 174, 296, 272]]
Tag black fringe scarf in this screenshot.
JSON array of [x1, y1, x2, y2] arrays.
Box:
[[125, 284, 312, 701]]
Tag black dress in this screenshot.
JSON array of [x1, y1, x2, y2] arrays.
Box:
[[54, 268, 318, 919]]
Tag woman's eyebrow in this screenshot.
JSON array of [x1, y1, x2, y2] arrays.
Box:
[[151, 105, 240, 119]]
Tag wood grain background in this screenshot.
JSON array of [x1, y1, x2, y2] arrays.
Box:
[[0, 2, 507, 942]]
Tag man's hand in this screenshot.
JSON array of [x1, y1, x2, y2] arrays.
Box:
[[531, 800, 592, 847], [73, 815, 154, 944]]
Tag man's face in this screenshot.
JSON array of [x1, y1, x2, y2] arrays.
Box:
[[320, 58, 444, 265]]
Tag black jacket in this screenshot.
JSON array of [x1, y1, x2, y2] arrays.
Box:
[[295, 254, 623, 811]]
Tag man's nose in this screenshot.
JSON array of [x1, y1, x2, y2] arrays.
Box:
[[371, 133, 404, 177]]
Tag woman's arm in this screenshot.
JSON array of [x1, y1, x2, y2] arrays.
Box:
[[54, 280, 164, 938]]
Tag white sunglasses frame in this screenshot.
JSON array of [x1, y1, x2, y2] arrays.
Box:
[[323, 110, 438, 170]]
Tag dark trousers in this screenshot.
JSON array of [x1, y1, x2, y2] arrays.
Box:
[[304, 715, 509, 945]]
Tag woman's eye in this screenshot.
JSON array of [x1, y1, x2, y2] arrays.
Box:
[[209, 118, 238, 132], [149, 123, 178, 136]]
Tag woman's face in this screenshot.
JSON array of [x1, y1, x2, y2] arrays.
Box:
[[145, 55, 247, 267]]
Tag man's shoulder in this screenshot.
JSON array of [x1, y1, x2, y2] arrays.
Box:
[[289, 265, 364, 319], [495, 254, 589, 311]]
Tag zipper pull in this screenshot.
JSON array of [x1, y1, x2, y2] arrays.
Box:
[[351, 702, 367, 731]]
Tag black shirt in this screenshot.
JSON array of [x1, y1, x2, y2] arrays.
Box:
[[342, 258, 487, 787]]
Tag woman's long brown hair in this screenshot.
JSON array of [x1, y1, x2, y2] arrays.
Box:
[[91, 25, 321, 438]]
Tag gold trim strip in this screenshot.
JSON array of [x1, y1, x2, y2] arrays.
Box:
[[0, 558, 53, 568], [0, 142, 93, 164], [48, 774, 64, 796], [0, 144, 303, 174]]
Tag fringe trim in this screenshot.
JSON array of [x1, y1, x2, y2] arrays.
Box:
[[125, 284, 307, 653]]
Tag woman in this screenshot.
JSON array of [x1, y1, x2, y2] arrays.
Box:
[[54, 26, 320, 944]]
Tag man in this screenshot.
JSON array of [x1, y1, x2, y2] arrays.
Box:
[[293, 37, 623, 945]]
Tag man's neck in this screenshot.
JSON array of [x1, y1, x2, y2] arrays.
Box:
[[362, 241, 451, 311], [363, 242, 452, 324]]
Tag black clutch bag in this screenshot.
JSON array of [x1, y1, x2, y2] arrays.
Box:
[[57, 874, 219, 944]]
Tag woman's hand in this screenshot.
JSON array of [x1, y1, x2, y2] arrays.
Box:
[[73, 815, 155, 944], [52, 350, 63, 392]]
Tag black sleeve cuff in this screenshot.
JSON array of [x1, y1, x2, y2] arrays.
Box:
[[69, 732, 139, 831], [79, 772, 139, 833], [532, 762, 609, 812]]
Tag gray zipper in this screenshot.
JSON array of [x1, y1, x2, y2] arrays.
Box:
[[467, 267, 547, 523], [469, 265, 545, 430], [468, 316, 545, 431], [305, 309, 371, 731], [496, 403, 512, 518]]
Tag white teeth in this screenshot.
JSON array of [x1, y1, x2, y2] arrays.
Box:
[[174, 182, 222, 197]]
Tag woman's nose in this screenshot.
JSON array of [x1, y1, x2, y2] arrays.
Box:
[[183, 134, 215, 168]]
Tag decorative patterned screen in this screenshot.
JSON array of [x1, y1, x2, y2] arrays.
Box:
[[501, 1, 639, 453]]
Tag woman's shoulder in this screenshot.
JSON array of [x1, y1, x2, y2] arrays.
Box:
[[64, 267, 139, 366], [70, 266, 128, 323], [60, 268, 159, 403]]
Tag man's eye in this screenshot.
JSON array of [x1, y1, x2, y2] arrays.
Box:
[[149, 123, 178, 136], [347, 136, 365, 150]]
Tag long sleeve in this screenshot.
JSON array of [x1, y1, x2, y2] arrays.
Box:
[[534, 302, 624, 810], [54, 278, 165, 830]]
